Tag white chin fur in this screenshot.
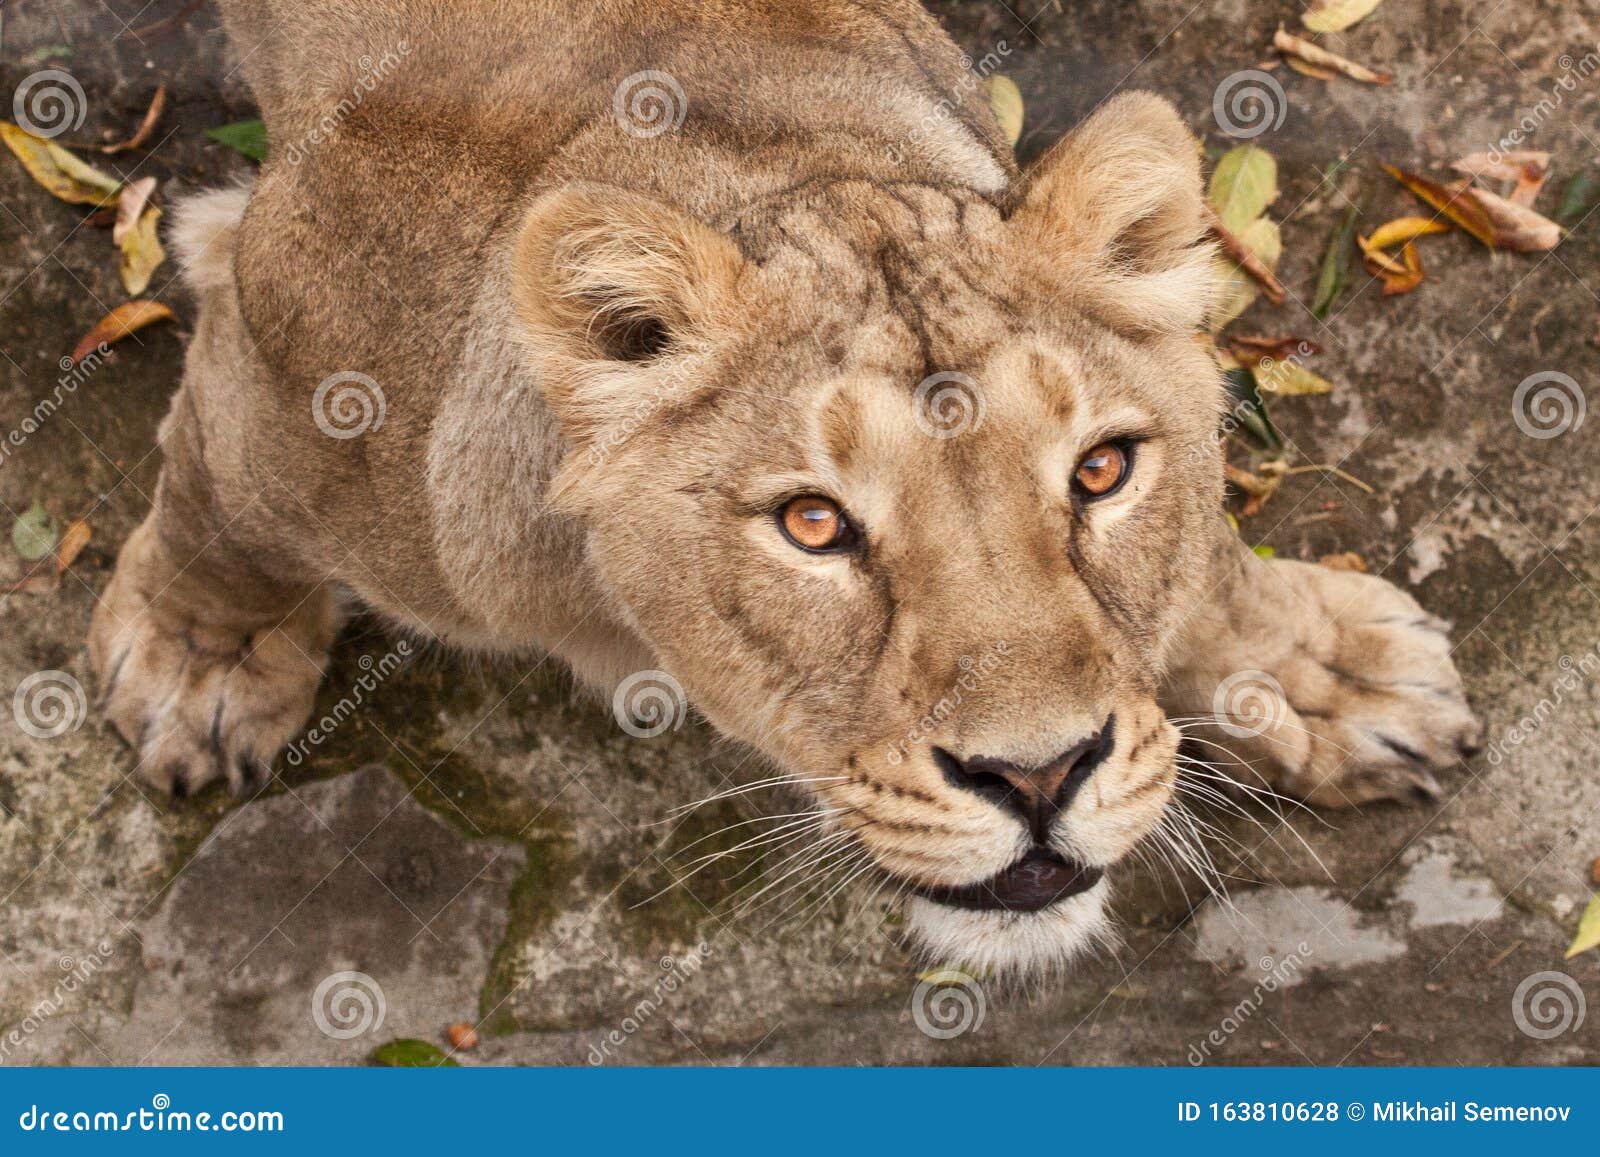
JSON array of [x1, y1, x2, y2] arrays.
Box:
[[904, 877, 1115, 979]]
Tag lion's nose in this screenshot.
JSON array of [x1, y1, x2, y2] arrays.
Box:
[[934, 716, 1116, 841]]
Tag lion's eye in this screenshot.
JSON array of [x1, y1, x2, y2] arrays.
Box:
[[1073, 442, 1131, 500], [778, 495, 855, 553]]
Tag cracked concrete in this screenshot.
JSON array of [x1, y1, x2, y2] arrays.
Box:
[[2, 0, 1597, 1066]]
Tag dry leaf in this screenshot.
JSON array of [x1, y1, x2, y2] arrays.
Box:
[[113, 176, 156, 244], [1226, 459, 1287, 517], [119, 204, 165, 295], [54, 519, 91, 574], [1377, 242, 1425, 296], [1274, 27, 1392, 85], [0, 122, 122, 206], [1208, 207, 1287, 305], [1213, 216, 1283, 328], [1365, 216, 1451, 250], [1590, 856, 1600, 886], [1303, 0, 1385, 34], [1566, 894, 1600, 959], [71, 299, 177, 364], [1384, 165, 1498, 248], [1209, 145, 1279, 234], [1359, 238, 1409, 275], [983, 75, 1024, 148], [1319, 551, 1367, 572], [1468, 184, 1564, 252], [1285, 57, 1340, 81], [101, 83, 167, 154], [1453, 150, 1550, 207], [1253, 356, 1336, 396], [1226, 335, 1322, 362]]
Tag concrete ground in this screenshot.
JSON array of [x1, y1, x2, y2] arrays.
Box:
[[1, 0, 1597, 1066]]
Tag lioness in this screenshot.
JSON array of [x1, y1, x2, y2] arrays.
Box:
[[89, 0, 1478, 975]]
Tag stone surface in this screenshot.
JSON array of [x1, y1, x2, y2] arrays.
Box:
[[2, 0, 1597, 1067]]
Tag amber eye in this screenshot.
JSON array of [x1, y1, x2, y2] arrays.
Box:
[[1073, 442, 1131, 500], [778, 495, 855, 553]]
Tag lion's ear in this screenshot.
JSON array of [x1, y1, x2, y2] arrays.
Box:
[[1011, 93, 1219, 333], [512, 185, 746, 436]]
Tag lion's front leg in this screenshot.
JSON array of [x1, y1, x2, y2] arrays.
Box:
[[1160, 528, 1481, 808]]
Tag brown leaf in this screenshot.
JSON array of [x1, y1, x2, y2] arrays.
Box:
[[1467, 184, 1564, 252], [1273, 27, 1392, 85], [1226, 334, 1322, 361], [54, 519, 91, 574], [1591, 856, 1600, 886], [1377, 241, 1425, 296], [1383, 165, 1498, 248], [1453, 150, 1550, 207], [101, 84, 168, 154], [0, 122, 122, 206], [1285, 56, 1340, 81], [71, 299, 177, 364], [1365, 216, 1451, 250], [1318, 551, 1367, 572], [1206, 206, 1287, 305]]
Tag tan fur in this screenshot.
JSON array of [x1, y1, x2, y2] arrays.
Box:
[[89, 0, 1477, 974]]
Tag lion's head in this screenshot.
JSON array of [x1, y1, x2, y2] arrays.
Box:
[[512, 94, 1226, 975]]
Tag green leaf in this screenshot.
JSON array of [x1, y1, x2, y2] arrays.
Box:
[[1557, 170, 1597, 226], [1221, 365, 1282, 454], [1312, 205, 1359, 319], [1251, 544, 1277, 560], [1209, 146, 1279, 234], [1566, 894, 1600, 959], [29, 45, 74, 64], [367, 1038, 460, 1067], [206, 119, 267, 162], [12, 500, 57, 561]]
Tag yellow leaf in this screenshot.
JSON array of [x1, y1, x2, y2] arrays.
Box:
[[1303, 0, 1385, 34], [119, 204, 165, 295], [1366, 216, 1451, 250], [1252, 356, 1335, 396], [0, 122, 121, 206], [1566, 894, 1600, 959], [982, 75, 1024, 148], [71, 299, 177, 364], [1209, 145, 1278, 234]]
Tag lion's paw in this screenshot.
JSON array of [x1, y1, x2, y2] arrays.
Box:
[[89, 540, 334, 798], [1190, 560, 1481, 809]]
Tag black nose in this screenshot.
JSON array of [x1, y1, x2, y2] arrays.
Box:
[[934, 716, 1116, 841]]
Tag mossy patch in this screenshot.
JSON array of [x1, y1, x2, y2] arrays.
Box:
[[477, 829, 576, 1036]]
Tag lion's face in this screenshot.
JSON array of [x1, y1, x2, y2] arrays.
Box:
[[514, 95, 1225, 975]]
